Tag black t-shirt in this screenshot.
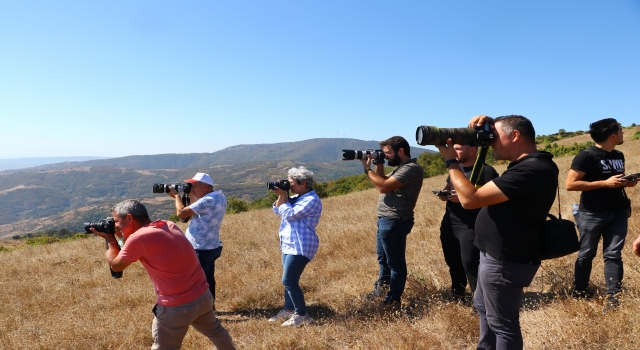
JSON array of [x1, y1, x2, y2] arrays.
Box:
[[444, 164, 500, 227], [474, 152, 559, 263], [571, 146, 627, 212]]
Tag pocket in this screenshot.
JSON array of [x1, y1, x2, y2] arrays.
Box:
[[500, 262, 539, 288], [152, 304, 164, 320]]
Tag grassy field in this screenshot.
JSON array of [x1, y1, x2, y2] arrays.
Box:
[[1, 138, 640, 349]]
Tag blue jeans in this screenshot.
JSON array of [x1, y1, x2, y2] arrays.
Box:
[[474, 252, 539, 350], [376, 216, 414, 302], [282, 253, 310, 316], [574, 207, 629, 295], [196, 247, 223, 300]]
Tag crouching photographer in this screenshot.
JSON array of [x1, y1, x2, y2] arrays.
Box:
[[267, 166, 323, 327], [91, 199, 235, 350]]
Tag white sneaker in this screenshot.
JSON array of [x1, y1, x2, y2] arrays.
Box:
[[281, 313, 313, 327], [268, 309, 293, 323]]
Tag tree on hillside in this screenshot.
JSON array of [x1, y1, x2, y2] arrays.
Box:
[[417, 152, 447, 178], [227, 196, 249, 214]]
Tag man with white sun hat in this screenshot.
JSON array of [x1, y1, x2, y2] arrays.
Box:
[[169, 172, 228, 303]]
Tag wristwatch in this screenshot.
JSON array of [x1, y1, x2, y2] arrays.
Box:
[[364, 168, 372, 174], [445, 159, 459, 167]]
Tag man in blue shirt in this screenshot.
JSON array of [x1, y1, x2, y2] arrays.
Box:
[[169, 172, 227, 302]]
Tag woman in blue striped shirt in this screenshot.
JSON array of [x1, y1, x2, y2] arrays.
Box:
[[268, 166, 323, 327]]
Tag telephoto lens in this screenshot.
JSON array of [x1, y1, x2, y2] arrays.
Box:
[[415, 124, 494, 146], [341, 149, 386, 165]]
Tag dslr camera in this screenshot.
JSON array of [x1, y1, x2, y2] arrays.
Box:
[[415, 123, 494, 146], [85, 217, 122, 278], [152, 183, 192, 194], [342, 149, 386, 165], [84, 217, 116, 235], [267, 179, 291, 191]]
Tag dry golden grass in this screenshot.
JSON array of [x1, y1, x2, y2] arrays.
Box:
[[2, 139, 640, 349]]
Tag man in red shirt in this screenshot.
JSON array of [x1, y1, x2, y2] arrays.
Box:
[[92, 199, 235, 350]]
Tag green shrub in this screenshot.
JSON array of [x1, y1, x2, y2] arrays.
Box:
[[26, 235, 61, 246], [633, 130, 640, 140], [226, 196, 249, 214], [539, 141, 594, 157]]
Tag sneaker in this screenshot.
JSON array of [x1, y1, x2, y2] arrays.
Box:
[[268, 309, 293, 323], [281, 313, 313, 327], [602, 294, 620, 313]]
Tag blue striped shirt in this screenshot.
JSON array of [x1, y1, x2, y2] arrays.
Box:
[[273, 190, 322, 259]]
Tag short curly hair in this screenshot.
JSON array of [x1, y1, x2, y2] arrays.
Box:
[[288, 166, 315, 190]]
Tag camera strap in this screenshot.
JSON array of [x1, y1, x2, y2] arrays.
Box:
[[469, 144, 489, 188]]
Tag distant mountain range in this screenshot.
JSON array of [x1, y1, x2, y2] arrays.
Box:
[[0, 156, 109, 171], [9, 138, 430, 171], [0, 138, 432, 237]]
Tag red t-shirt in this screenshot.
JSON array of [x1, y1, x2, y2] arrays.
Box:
[[118, 220, 208, 306]]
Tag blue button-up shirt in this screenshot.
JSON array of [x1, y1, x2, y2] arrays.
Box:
[[273, 190, 322, 259]]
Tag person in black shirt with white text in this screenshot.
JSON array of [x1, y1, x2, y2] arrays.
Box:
[[436, 115, 558, 350], [566, 118, 636, 311], [436, 144, 498, 300]]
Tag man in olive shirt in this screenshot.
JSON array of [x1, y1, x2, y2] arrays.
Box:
[[361, 136, 424, 305]]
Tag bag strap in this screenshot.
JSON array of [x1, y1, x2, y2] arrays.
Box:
[[555, 184, 562, 220], [518, 156, 562, 219]]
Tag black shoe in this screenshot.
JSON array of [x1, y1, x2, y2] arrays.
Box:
[[380, 297, 402, 313], [602, 294, 620, 313], [571, 289, 594, 299], [450, 290, 467, 302]]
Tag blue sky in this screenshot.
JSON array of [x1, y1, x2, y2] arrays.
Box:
[[1, 1, 639, 158]]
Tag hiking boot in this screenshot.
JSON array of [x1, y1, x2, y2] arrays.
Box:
[[602, 294, 620, 313], [268, 309, 293, 323], [365, 281, 389, 300], [281, 313, 313, 327]]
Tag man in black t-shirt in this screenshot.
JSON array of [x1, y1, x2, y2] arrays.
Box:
[[436, 115, 558, 350], [436, 144, 498, 299], [566, 118, 636, 310]]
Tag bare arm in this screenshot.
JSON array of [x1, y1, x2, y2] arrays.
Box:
[[448, 165, 509, 209], [565, 169, 629, 191], [633, 233, 640, 257], [92, 230, 133, 272], [361, 158, 403, 194], [169, 188, 196, 218]]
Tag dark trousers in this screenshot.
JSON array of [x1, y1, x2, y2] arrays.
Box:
[[376, 216, 414, 302], [574, 207, 628, 295], [474, 252, 539, 350], [440, 218, 480, 294], [195, 246, 223, 300]]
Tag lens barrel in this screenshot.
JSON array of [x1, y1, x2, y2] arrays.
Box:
[[415, 126, 479, 146]]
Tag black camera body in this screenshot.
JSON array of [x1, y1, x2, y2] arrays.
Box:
[[432, 190, 450, 197], [84, 217, 116, 235], [622, 173, 640, 181], [342, 149, 386, 165], [416, 123, 494, 146], [152, 183, 192, 194], [267, 179, 291, 191]]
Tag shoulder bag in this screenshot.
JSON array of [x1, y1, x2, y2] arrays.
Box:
[[540, 185, 580, 260]]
